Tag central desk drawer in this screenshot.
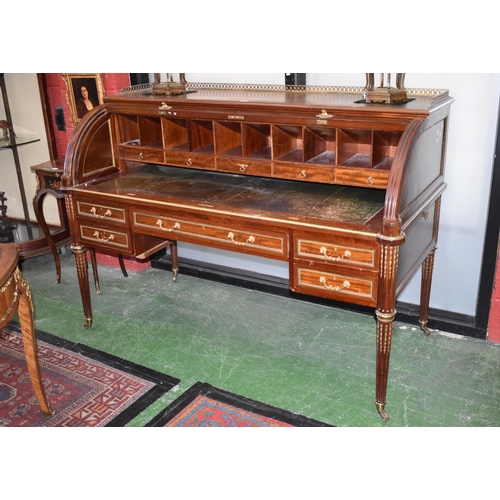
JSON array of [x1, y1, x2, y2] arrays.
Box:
[[133, 212, 288, 259], [216, 157, 272, 177], [164, 150, 215, 170], [76, 201, 127, 224]]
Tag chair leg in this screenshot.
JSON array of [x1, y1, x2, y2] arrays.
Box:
[[170, 241, 179, 282], [118, 254, 128, 278]]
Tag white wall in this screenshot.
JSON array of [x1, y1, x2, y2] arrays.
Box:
[[180, 73, 500, 317], [3, 73, 499, 318]]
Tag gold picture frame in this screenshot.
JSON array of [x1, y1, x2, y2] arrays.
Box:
[[63, 73, 105, 127]]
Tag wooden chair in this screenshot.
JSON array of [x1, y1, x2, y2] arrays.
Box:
[[0, 243, 53, 415]]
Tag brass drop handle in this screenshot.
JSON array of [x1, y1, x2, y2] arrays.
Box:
[[319, 246, 352, 261], [186, 158, 193, 166], [227, 232, 255, 246], [319, 276, 350, 292], [90, 207, 112, 219], [298, 170, 307, 179], [156, 220, 181, 232], [93, 231, 115, 243], [366, 176, 374, 185], [238, 163, 248, 172], [139, 152, 144, 160]]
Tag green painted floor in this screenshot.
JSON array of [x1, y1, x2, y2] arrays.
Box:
[[18, 251, 500, 427]]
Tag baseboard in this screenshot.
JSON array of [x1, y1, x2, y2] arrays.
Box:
[[151, 252, 487, 340]]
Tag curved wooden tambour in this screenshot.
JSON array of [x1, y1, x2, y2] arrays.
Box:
[[62, 104, 117, 188]]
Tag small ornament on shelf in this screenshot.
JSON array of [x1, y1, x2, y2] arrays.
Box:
[[0, 120, 15, 142], [152, 73, 188, 96], [364, 73, 408, 103], [0, 192, 16, 243]]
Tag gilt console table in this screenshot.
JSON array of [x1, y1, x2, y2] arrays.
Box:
[[61, 82, 453, 420]]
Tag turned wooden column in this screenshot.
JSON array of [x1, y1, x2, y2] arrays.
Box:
[[71, 244, 93, 329], [375, 236, 404, 421]]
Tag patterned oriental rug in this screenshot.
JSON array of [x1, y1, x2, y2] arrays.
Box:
[[0, 324, 179, 427], [146, 382, 332, 427]]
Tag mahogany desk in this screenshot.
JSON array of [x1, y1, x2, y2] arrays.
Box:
[[61, 83, 453, 420]]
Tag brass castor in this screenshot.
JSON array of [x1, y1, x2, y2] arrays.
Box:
[[376, 403, 390, 422], [172, 269, 178, 282], [419, 320, 431, 336]]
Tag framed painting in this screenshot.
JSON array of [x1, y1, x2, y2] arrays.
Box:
[[63, 73, 104, 127]]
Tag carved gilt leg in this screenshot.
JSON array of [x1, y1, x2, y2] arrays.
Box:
[[419, 247, 437, 336], [72, 244, 93, 328], [375, 241, 401, 422], [16, 268, 54, 415]]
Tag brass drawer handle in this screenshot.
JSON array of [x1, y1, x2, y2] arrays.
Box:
[[319, 276, 350, 292], [139, 152, 144, 160], [227, 232, 255, 246], [159, 102, 172, 110], [238, 163, 248, 172], [156, 220, 181, 232], [319, 246, 352, 261], [90, 207, 112, 219], [366, 176, 374, 185], [298, 170, 307, 179], [186, 158, 193, 166], [93, 231, 115, 243]]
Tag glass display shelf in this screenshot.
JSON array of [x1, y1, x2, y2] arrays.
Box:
[[0, 136, 40, 149]]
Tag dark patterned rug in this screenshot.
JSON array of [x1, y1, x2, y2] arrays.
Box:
[[146, 382, 333, 427], [0, 323, 179, 427]]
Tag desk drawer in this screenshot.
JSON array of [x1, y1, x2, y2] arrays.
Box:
[[120, 146, 165, 164], [294, 235, 378, 269], [79, 224, 131, 252], [292, 266, 377, 307], [274, 162, 334, 183], [164, 150, 215, 170], [216, 157, 272, 176], [76, 201, 127, 224], [133, 211, 288, 259], [335, 168, 389, 189]]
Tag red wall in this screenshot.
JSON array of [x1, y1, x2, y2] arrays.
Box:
[[44, 73, 130, 158], [487, 256, 500, 342], [43, 73, 150, 272]]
